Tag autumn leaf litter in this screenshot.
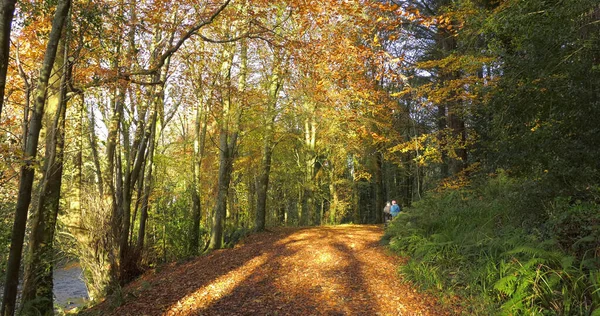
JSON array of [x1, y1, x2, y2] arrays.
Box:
[[83, 225, 452, 315]]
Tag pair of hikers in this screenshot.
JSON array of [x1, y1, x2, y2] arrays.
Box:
[[383, 200, 400, 223]]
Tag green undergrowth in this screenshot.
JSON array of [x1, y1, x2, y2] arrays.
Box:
[[383, 172, 600, 315]]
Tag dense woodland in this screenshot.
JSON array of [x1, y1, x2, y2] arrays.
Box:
[[0, 0, 598, 315]]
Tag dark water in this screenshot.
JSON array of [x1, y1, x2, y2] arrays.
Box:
[[0, 263, 89, 312], [53, 263, 89, 311]]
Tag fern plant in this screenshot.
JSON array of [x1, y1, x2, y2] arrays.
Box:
[[384, 173, 600, 315]]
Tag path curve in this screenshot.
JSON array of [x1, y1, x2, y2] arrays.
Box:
[[85, 225, 451, 315]]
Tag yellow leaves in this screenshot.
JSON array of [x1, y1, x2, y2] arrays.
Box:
[[388, 129, 475, 168], [353, 170, 372, 181], [390, 134, 428, 154], [389, 90, 409, 98]]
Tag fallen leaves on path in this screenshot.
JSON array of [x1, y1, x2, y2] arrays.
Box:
[[83, 225, 452, 315]]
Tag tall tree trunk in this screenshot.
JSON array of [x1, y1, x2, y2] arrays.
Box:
[[437, 103, 448, 178], [209, 42, 235, 250], [134, 110, 157, 260], [300, 103, 316, 226], [437, 8, 466, 177], [210, 23, 246, 249], [0, 0, 16, 120], [210, 129, 232, 250], [115, 0, 163, 284], [20, 35, 69, 315], [86, 96, 104, 195], [129, 17, 175, 270], [255, 52, 282, 232], [16, 47, 31, 152], [1, 0, 71, 314], [255, 142, 273, 230], [119, 101, 156, 283], [374, 152, 384, 223], [328, 168, 338, 225], [247, 174, 257, 223], [448, 109, 467, 174], [105, 61, 125, 292], [190, 99, 207, 254]]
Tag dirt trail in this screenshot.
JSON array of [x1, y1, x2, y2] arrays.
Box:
[[84, 225, 452, 315]]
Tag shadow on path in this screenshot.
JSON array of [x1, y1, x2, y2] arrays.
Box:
[[82, 225, 450, 316]]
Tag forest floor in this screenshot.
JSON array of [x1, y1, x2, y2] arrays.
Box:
[[81, 225, 457, 315]]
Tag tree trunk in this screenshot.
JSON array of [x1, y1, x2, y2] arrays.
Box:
[[210, 130, 232, 250], [210, 31, 245, 249], [374, 152, 384, 223], [255, 54, 281, 232], [87, 97, 104, 195], [437, 14, 465, 177], [104, 59, 125, 290], [117, 3, 171, 284], [209, 43, 233, 250], [0, 0, 16, 120], [328, 169, 338, 225], [448, 109, 467, 175], [20, 36, 69, 315], [300, 103, 317, 226], [16, 47, 32, 152], [190, 99, 207, 254], [255, 147, 272, 231], [1, 0, 71, 314], [437, 104, 448, 178], [134, 111, 157, 260], [119, 96, 158, 282]]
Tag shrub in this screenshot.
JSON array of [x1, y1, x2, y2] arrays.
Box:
[[384, 172, 600, 315]]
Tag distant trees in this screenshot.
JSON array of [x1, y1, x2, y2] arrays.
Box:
[[478, 0, 600, 191], [374, 0, 599, 197]]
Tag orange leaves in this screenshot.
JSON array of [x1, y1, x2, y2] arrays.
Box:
[[84, 226, 452, 315]]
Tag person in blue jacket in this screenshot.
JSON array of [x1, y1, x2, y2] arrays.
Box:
[[390, 200, 401, 218]]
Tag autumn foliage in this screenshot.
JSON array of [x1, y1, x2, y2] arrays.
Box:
[[0, 0, 598, 314]]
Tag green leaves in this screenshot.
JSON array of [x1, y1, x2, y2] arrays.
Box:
[[477, 0, 600, 188], [385, 173, 600, 314]]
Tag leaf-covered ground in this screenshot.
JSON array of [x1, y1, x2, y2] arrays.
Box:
[[82, 225, 455, 315]]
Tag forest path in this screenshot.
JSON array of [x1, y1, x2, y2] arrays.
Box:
[[86, 225, 452, 315]]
